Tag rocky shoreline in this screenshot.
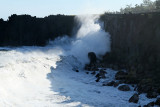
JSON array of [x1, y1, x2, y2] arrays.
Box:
[[80, 52, 160, 107], [84, 63, 160, 107]]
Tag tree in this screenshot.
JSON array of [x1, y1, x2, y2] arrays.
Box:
[[156, 0, 160, 9], [119, 0, 157, 13], [143, 0, 152, 6]]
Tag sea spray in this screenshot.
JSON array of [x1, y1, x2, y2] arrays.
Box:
[[71, 15, 111, 64], [50, 15, 111, 66]]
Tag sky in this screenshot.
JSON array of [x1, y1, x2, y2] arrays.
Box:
[[0, 0, 156, 20]]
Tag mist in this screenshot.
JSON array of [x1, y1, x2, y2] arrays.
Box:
[[50, 15, 111, 65]]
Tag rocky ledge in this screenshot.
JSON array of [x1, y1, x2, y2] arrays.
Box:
[[81, 52, 160, 106]]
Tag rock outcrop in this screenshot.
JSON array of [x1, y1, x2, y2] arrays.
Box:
[[129, 93, 139, 103], [88, 52, 97, 65], [118, 85, 130, 91], [155, 98, 160, 106]]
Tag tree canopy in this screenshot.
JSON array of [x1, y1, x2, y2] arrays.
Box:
[[119, 0, 160, 13]]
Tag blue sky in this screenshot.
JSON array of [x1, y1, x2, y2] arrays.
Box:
[[0, 0, 155, 20]]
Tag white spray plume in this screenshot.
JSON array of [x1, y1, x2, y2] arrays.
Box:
[[70, 15, 111, 64], [76, 15, 100, 38], [50, 14, 111, 66]]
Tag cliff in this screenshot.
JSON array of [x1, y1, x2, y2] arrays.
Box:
[[0, 14, 74, 46], [101, 12, 160, 84]]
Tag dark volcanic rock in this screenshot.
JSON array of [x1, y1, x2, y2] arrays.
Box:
[[84, 64, 98, 71], [106, 81, 115, 86], [119, 80, 125, 84], [86, 72, 89, 74], [92, 67, 99, 71], [95, 70, 106, 79], [95, 77, 101, 82], [118, 85, 130, 91], [84, 64, 91, 71], [137, 85, 153, 93], [101, 13, 160, 90], [146, 102, 155, 107], [95, 73, 100, 78], [99, 69, 106, 78], [99, 69, 106, 73], [155, 98, 160, 106], [103, 81, 120, 87], [115, 71, 128, 80], [125, 70, 139, 84], [129, 93, 139, 103], [157, 88, 160, 94], [137, 79, 154, 93], [88, 52, 97, 65], [112, 65, 119, 70], [91, 71, 96, 75], [146, 92, 158, 98], [113, 82, 120, 87], [76, 70, 79, 72], [95, 73, 102, 82]]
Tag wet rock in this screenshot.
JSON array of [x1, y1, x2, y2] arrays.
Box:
[[129, 93, 139, 103], [115, 71, 128, 80], [84, 64, 99, 71], [112, 65, 119, 70], [125, 70, 138, 84], [155, 98, 160, 106], [146, 92, 158, 98], [95, 77, 101, 82], [99, 69, 106, 73], [95, 69, 107, 82], [106, 81, 115, 86], [91, 71, 96, 75], [102, 83, 106, 86], [157, 88, 160, 94], [113, 82, 120, 87], [84, 64, 91, 71], [99, 69, 106, 78], [119, 80, 125, 84], [108, 64, 113, 68], [118, 85, 130, 91], [76, 70, 79, 72], [92, 67, 99, 71], [86, 72, 89, 74], [146, 102, 155, 107], [137, 79, 153, 93], [95, 73, 101, 82], [103, 81, 119, 87], [138, 85, 153, 93], [103, 68, 106, 70], [95, 73, 100, 78], [88, 52, 97, 65]]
